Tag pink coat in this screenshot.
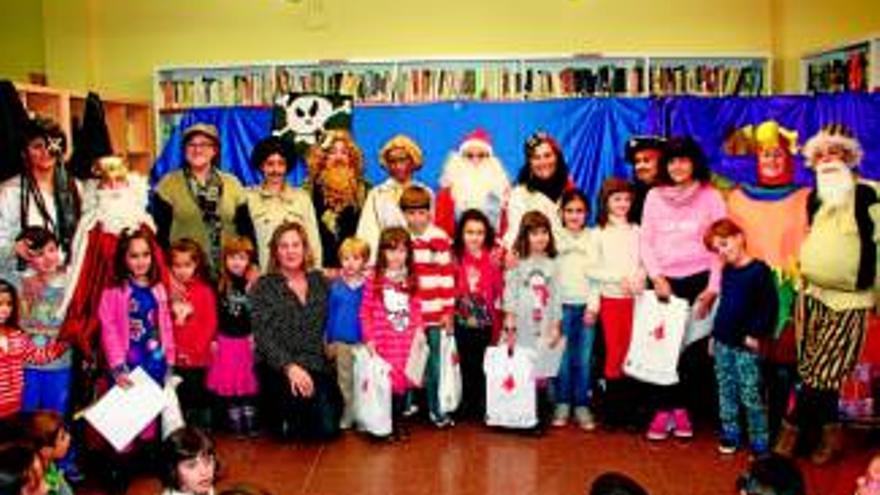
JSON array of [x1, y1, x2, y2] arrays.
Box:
[[360, 275, 423, 393], [99, 283, 175, 370], [640, 184, 726, 293]]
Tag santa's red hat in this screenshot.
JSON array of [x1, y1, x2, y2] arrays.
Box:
[[459, 128, 493, 155]]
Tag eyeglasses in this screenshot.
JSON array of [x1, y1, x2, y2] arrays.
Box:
[[187, 141, 215, 149]]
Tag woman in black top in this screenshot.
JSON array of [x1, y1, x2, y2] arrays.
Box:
[[251, 220, 341, 441]]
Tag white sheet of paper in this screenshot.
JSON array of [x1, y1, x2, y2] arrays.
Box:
[[534, 336, 566, 379], [83, 367, 165, 452]]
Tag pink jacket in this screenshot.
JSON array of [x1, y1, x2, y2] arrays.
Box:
[[360, 274, 423, 393], [640, 184, 726, 293], [99, 283, 175, 370]]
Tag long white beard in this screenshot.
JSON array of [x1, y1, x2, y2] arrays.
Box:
[[815, 161, 856, 208], [440, 154, 510, 212]]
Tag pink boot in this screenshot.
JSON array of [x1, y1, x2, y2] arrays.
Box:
[[646, 411, 672, 441], [672, 408, 693, 438]]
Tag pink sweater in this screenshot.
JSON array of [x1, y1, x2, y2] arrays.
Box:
[[99, 283, 175, 371], [639, 183, 726, 293], [360, 274, 423, 393]]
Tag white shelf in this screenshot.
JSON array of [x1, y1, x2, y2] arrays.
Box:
[[153, 52, 770, 150]]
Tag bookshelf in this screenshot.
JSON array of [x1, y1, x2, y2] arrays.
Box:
[[801, 36, 880, 94], [153, 53, 770, 148], [15, 82, 155, 174], [648, 56, 766, 96]]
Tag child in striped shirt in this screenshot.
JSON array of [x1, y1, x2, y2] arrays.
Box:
[[399, 185, 457, 427], [0, 279, 67, 419]]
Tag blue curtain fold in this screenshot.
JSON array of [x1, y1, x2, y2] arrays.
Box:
[[153, 94, 880, 206]]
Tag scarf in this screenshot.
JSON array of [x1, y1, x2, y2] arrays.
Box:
[[184, 166, 223, 278]]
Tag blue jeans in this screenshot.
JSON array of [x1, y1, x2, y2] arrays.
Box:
[[554, 305, 595, 407], [22, 367, 72, 414], [714, 342, 769, 447]]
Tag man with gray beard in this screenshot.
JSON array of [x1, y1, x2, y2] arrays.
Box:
[[774, 125, 880, 465]]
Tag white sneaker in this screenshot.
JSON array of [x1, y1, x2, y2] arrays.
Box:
[[574, 406, 596, 431], [552, 404, 571, 427]]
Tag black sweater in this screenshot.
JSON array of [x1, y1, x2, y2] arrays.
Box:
[[712, 259, 778, 349], [251, 271, 330, 374]]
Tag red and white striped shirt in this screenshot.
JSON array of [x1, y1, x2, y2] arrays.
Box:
[[410, 225, 456, 327], [0, 328, 68, 418]]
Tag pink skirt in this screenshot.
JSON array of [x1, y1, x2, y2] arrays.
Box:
[[206, 335, 258, 397]]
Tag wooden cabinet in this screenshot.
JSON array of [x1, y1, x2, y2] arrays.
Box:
[[15, 82, 155, 174]]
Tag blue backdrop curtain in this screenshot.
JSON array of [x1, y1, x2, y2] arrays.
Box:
[[646, 93, 880, 185], [153, 93, 880, 211], [152, 98, 651, 213]]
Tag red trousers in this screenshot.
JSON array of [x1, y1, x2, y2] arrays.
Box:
[[599, 296, 634, 379]]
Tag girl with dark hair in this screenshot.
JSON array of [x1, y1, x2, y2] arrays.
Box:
[[0, 442, 49, 495], [592, 178, 646, 429], [97, 228, 175, 491], [503, 132, 571, 248], [452, 209, 503, 420], [0, 280, 67, 419], [251, 221, 341, 441], [99, 228, 175, 390], [503, 211, 563, 432], [0, 118, 81, 268], [21, 411, 74, 495], [159, 427, 217, 495], [360, 226, 423, 439], [247, 136, 322, 271], [553, 189, 601, 430], [639, 135, 726, 441], [168, 239, 218, 432]]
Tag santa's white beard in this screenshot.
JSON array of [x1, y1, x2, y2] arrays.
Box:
[[815, 161, 856, 207], [441, 154, 510, 210]]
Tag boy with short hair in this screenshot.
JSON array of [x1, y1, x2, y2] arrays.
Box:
[[704, 218, 777, 456], [399, 185, 457, 427], [325, 236, 370, 429]]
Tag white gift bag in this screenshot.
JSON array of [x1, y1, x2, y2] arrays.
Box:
[[352, 346, 393, 436], [161, 375, 185, 439], [438, 333, 463, 415], [483, 345, 537, 429], [682, 297, 719, 348], [623, 290, 689, 386], [404, 330, 429, 386]]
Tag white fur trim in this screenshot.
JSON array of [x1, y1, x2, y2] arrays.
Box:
[[458, 139, 493, 155]]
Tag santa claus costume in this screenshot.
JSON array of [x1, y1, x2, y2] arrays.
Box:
[[434, 129, 510, 238], [57, 156, 164, 359], [726, 121, 810, 440], [774, 125, 879, 464]]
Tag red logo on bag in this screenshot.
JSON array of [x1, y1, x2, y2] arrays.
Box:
[[652, 324, 665, 341], [502, 374, 516, 392], [451, 352, 460, 365]]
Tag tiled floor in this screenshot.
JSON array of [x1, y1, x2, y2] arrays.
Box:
[[111, 423, 877, 495]]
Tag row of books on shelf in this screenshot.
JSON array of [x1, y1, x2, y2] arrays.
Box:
[[649, 65, 764, 96], [157, 62, 768, 109], [805, 49, 870, 93], [159, 72, 274, 109]]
